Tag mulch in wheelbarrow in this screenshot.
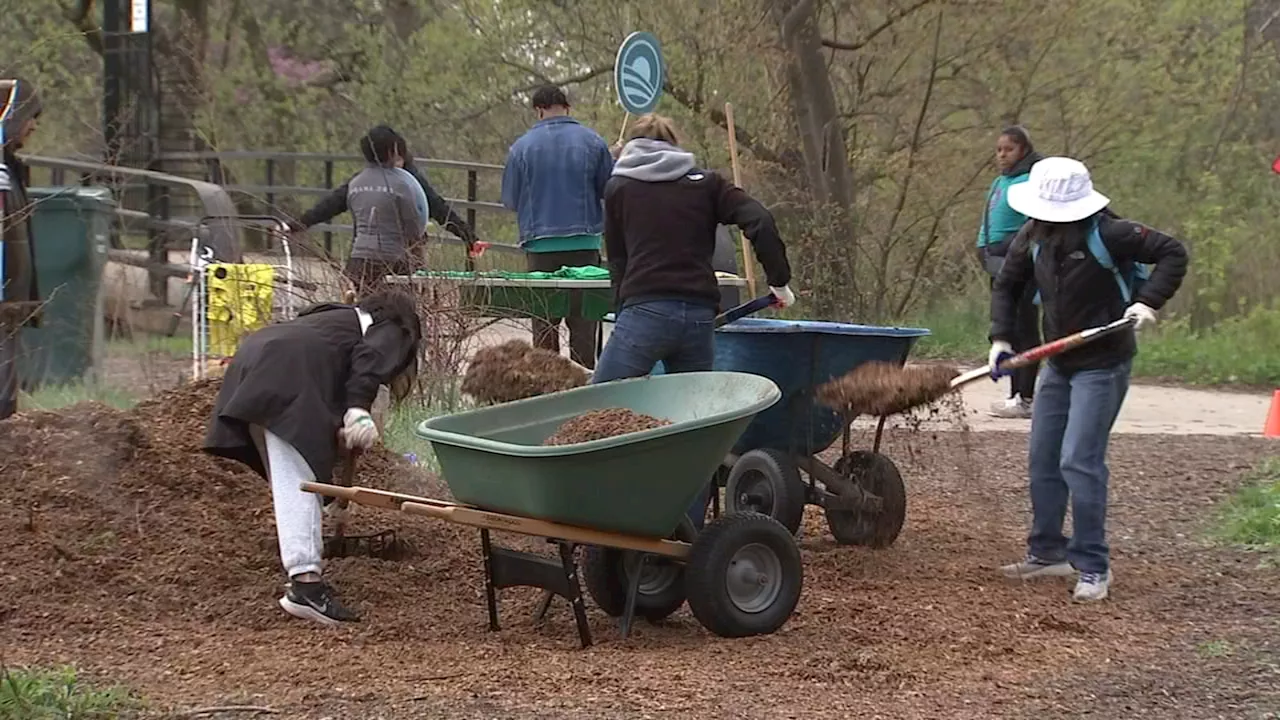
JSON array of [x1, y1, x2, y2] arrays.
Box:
[[816, 361, 960, 417], [461, 339, 590, 405], [543, 408, 672, 446]]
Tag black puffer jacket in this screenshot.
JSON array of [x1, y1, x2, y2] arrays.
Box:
[[1, 77, 43, 328], [991, 213, 1188, 374]]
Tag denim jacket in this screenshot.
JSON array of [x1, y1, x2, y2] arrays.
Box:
[[501, 116, 614, 245]]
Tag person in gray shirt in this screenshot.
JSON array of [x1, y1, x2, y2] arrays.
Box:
[[343, 125, 428, 296]]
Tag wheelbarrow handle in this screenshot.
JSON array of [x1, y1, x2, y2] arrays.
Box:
[[950, 317, 1137, 389], [714, 294, 779, 328]]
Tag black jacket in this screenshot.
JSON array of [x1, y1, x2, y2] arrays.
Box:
[[1, 77, 43, 328], [1, 148, 38, 328], [203, 298, 420, 482], [991, 213, 1188, 374], [299, 158, 476, 246], [603, 170, 791, 310]]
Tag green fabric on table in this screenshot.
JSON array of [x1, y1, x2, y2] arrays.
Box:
[[412, 266, 611, 281], [552, 265, 610, 280]]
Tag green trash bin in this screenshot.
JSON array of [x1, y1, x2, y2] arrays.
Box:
[[17, 186, 114, 389]]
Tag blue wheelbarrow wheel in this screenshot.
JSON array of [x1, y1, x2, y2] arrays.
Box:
[[723, 449, 807, 536], [684, 511, 803, 638], [824, 451, 906, 548], [582, 547, 686, 622]]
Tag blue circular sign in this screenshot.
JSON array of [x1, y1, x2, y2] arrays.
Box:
[[615, 32, 665, 114]]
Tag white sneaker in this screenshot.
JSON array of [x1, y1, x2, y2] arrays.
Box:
[[989, 395, 1032, 419], [1000, 553, 1076, 579], [1072, 570, 1111, 602]]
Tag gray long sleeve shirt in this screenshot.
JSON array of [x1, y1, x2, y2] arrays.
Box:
[[347, 165, 426, 262]]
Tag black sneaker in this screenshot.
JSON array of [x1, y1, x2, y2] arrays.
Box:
[[278, 579, 361, 626]]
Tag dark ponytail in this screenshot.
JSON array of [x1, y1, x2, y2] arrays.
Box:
[[359, 125, 400, 165]]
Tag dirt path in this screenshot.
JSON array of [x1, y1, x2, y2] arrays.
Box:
[[957, 372, 1273, 436], [5, 423, 1277, 719]]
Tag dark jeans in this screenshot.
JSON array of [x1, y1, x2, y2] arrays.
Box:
[[343, 256, 415, 298], [990, 272, 1041, 400], [1026, 359, 1131, 574], [592, 299, 717, 528], [526, 249, 600, 369], [0, 327, 18, 419]]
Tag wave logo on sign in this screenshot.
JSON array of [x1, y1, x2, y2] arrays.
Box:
[[614, 32, 665, 115]]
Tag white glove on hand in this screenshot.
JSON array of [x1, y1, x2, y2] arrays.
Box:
[[769, 285, 796, 309], [988, 340, 1014, 379], [341, 408, 379, 450], [1123, 302, 1158, 331]]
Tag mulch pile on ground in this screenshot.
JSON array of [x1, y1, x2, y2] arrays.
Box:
[[460, 340, 590, 405], [0, 378, 465, 634], [543, 408, 671, 446], [816, 361, 959, 417]]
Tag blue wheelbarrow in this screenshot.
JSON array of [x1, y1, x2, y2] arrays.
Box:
[[653, 318, 930, 547]]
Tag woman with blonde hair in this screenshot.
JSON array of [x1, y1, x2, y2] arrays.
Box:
[[595, 113, 795, 527]]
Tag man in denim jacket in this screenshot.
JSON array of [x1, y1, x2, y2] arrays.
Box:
[[501, 85, 614, 368]]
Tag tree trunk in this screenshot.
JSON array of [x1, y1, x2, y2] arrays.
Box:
[[768, 0, 860, 316]]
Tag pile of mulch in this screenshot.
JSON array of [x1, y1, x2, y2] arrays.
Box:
[[0, 378, 465, 634], [543, 408, 671, 446], [10, 429, 1279, 719], [460, 340, 589, 405], [817, 361, 959, 417]]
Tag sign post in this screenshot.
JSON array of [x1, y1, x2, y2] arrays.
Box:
[[614, 32, 665, 142]]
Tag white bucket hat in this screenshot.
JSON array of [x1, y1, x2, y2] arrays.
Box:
[[1006, 156, 1110, 223]]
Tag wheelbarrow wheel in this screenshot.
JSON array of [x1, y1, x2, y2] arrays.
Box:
[[824, 451, 906, 548], [723, 449, 806, 536], [582, 547, 686, 622], [685, 511, 803, 638]]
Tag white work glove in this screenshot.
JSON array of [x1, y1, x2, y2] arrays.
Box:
[[988, 340, 1014, 380], [769, 285, 796, 309], [340, 408, 379, 450], [1123, 302, 1158, 331]]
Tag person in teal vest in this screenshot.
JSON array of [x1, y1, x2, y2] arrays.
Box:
[[976, 126, 1043, 419]]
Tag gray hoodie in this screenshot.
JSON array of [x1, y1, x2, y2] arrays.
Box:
[[347, 165, 426, 262], [611, 138, 697, 182]]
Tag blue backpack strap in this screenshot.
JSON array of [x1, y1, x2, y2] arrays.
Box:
[[1030, 240, 1041, 305], [1085, 217, 1132, 305]]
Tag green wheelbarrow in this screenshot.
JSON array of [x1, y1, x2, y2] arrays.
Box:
[[303, 371, 801, 648]]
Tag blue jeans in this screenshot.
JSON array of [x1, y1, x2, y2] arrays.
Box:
[[593, 300, 716, 529], [1026, 359, 1131, 574]]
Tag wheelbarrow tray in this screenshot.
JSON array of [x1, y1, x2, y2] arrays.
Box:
[[709, 319, 929, 456], [415, 371, 781, 538]]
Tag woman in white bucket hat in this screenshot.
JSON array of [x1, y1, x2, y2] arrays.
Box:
[[989, 156, 1188, 602]]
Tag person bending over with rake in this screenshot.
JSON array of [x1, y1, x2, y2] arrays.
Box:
[[203, 289, 422, 625], [991, 157, 1187, 602]]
